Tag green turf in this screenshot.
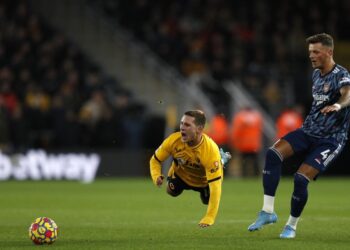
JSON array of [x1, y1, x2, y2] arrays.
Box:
[[0, 177, 349, 249]]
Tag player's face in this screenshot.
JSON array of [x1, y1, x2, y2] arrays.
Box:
[[179, 115, 202, 146], [308, 43, 332, 70]]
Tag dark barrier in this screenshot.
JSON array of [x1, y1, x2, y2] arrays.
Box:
[[96, 149, 153, 177], [1, 145, 348, 182]]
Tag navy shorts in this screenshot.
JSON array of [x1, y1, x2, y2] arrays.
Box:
[[282, 129, 345, 172]]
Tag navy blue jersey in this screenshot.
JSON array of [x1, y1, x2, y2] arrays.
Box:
[[302, 64, 350, 143]]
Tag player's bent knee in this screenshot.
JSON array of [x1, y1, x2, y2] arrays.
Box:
[[166, 188, 178, 197], [166, 184, 182, 197], [294, 173, 309, 187], [265, 148, 283, 165]]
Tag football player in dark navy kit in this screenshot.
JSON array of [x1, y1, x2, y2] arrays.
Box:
[[248, 33, 350, 238]]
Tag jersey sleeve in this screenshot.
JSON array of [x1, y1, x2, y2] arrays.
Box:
[[200, 144, 223, 225], [205, 145, 223, 182], [200, 178, 222, 225], [149, 133, 174, 185], [338, 71, 350, 88]]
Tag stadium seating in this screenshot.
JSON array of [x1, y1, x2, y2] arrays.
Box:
[[0, 0, 148, 151], [2, 0, 350, 152], [92, 0, 350, 118]]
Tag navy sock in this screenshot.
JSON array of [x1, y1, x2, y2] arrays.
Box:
[[263, 148, 282, 196], [291, 173, 309, 217]]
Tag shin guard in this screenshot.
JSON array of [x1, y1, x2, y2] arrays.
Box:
[[291, 173, 309, 217], [263, 148, 282, 196]]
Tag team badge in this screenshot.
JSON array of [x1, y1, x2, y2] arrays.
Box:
[[210, 161, 220, 173], [323, 83, 330, 93]]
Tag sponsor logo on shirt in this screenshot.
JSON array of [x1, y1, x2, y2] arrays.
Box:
[[313, 94, 329, 106], [175, 157, 201, 169]]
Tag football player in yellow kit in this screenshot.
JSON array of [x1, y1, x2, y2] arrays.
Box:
[[150, 110, 231, 228]]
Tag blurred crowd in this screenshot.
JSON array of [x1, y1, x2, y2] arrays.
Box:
[[0, 0, 161, 152], [96, 0, 350, 117], [205, 105, 304, 176], [2, 0, 350, 153]]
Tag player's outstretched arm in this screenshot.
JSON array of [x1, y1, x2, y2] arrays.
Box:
[[150, 155, 164, 187], [198, 178, 222, 228], [321, 85, 350, 114]]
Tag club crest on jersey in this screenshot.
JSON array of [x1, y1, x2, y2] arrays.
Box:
[[323, 83, 330, 93], [210, 161, 220, 173]]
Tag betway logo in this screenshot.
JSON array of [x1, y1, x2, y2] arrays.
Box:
[[0, 150, 100, 183]]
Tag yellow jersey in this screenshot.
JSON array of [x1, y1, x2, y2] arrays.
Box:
[[150, 132, 223, 187]]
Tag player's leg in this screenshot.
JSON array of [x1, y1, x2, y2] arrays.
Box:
[[166, 174, 186, 197], [280, 139, 344, 239], [280, 164, 317, 239], [248, 138, 295, 231], [249, 129, 311, 232], [198, 186, 210, 205], [219, 148, 231, 166]]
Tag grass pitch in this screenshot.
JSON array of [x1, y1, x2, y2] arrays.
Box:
[[0, 177, 349, 249]]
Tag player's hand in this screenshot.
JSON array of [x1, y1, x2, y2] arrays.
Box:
[[156, 176, 164, 187], [321, 103, 341, 114], [199, 217, 213, 228], [198, 223, 210, 228]]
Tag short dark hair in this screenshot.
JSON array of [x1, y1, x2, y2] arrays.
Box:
[[306, 33, 334, 49], [184, 110, 206, 127]]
